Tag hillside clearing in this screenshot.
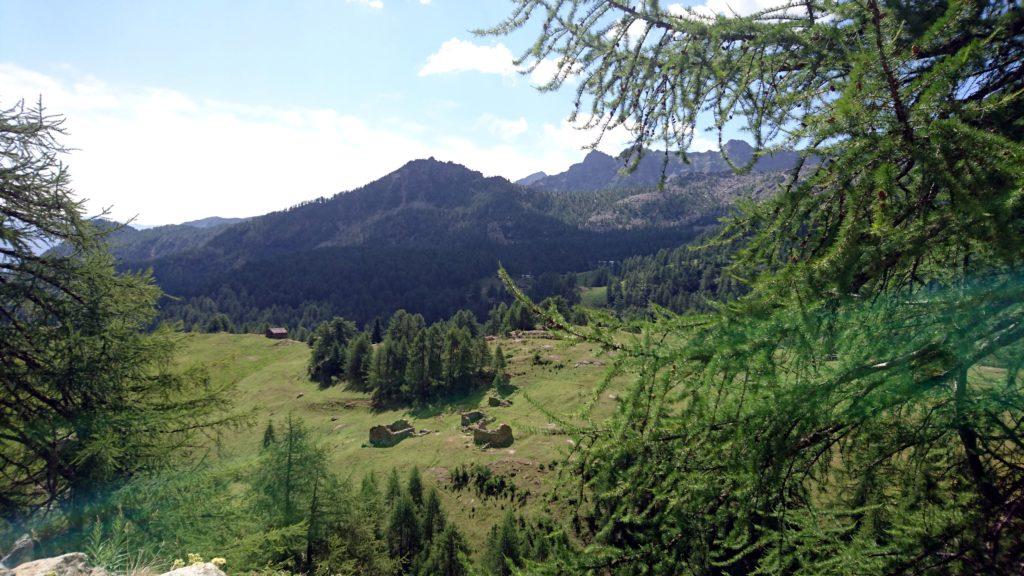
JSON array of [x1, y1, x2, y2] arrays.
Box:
[[174, 332, 625, 546]]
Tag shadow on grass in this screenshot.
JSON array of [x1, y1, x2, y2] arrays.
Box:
[[494, 382, 518, 397], [400, 387, 491, 419]]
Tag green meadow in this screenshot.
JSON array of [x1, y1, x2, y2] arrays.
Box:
[[174, 332, 625, 546]]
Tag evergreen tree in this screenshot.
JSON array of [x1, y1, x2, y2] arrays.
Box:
[[485, 302, 509, 336], [253, 415, 326, 528], [307, 316, 358, 386], [448, 309, 481, 337], [488, 1, 1024, 573], [506, 301, 534, 331], [483, 512, 522, 576], [491, 344, 509, 389], [421, 488, 446, 544], [0, 99, 241, 523], [344, 332, 373, 389], [369, 316, 384, 344], [424, 324, 445, 393], [384, 468, 402, 509], [320, 479, 395, 576], [203, 313, 234, 333], [407, 466, 424, 507], [386, 494, 422, 572], [403, 332, 430, 402], [417, 524, 470, 576], [441, 326, 475, 390], [359, 472, 385, 539], [369, 339, 403, 405]]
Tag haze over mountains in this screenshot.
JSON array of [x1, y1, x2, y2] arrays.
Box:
[[86, 143, 800, 327]]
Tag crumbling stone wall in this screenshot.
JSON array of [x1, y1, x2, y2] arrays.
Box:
[[472, 423, 514, 448], [369, 419, 414, 447], [460, 410, 486, 427]]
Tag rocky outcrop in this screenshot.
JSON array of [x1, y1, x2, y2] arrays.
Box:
[[369, 419, 415, 447], [472, 423, 514, 448], [487, 396, 512, 407], [0, 554, 225, 576], [5, 553, 107, 576], [460, 410, 486, 427], [159, 563, 226, 576], [0, 535, 34, 569]]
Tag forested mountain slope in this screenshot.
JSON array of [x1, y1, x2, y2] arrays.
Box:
[[93, 150, 791, 330]]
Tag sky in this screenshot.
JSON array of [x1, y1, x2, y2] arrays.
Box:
[[0, 0, 764, 225]]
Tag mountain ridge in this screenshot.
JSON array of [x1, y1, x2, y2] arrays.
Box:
[[79, 145, 792, 326], [525, 140, 800, 193]]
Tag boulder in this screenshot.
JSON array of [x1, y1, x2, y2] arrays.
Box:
[[8, 553, 107, 576], [473, 423, 514, 448], [158, 563, 226, 576], [460, 410, 486, 427], [487, 396, 512, 407], [0, 535, 34, 569], [369, 419, 415, 447]]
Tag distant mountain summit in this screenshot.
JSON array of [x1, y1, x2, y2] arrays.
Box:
[[180, 216, 247, 229], [515, 171, 548, 186], [524, 140, 800, 193]]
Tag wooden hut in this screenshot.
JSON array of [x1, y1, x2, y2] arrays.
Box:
[[265, 327, 288, 339]]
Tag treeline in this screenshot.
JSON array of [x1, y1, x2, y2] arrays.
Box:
[[164, 268, 585, 340], [307, 295, 591, 406], [605, 240, 745, 315], [308, 310, 502, 406]]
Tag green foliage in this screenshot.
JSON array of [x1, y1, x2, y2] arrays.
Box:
[[203, 313, 234, 333], [483, 512, 522, 576], [368, 309, 494, 407], [608, 239, 745, 316], [253, 415, 327, 529], [488, 1, 1024, 574], [417, 524, 471, 576], [307, 317, 358, 386], [420, 488, 445, 544], [384, 469, 403, 509], [386, 494, 423, 571], [407, 467, 423, 507], [84, 510, 161, 576], [449, 464, 519, 502], [344, 332, 373, 389], [0, 99, 243, 527]]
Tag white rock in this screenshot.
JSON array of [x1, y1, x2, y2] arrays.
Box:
[[10, 553, 106, 576], [158, 563, 226, 576]]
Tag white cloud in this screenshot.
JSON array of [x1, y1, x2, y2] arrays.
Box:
[[526, 58, 560, 86], [0, 63, 632, 223], [688, 134, 719, 152], [667, 0, 787, 19], [476, 114, 528, 142], [346, 0, 384, 9], [418, 38, 567, 87], [418, 38, 516, 78], [540, 116, 633, 158], [1, 63, 435, 223], [419, 0, 431, 4]]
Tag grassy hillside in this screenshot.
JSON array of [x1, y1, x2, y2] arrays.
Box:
[[579, 286, 608, 307], [174, 332, 625, 548]]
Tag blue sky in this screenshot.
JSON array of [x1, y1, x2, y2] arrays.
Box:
[[0, 0, 742, 224]]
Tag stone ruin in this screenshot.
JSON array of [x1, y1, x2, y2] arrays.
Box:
[[460, 410, 486, 427], [472, 422, 514, 448], [368, 419, 415, 447]]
